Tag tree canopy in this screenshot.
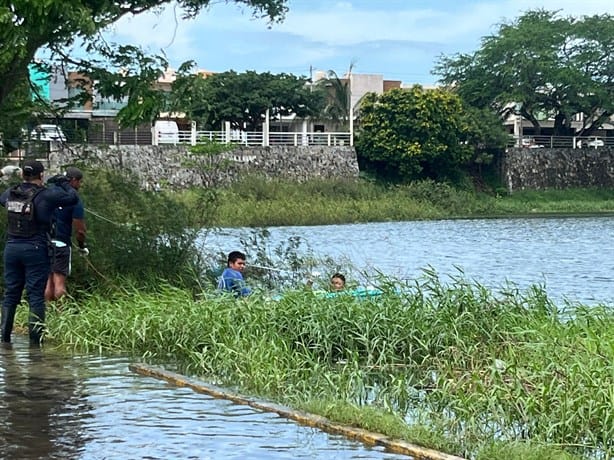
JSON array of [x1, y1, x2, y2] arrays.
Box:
[[0, 0, 289, 129], [169, 67, 323, 130], [434, 10, 614, 136], [355, 86, 506, 183]]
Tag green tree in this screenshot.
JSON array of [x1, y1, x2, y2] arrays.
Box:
[[0, 80, 35, 152], [170, 68, 323, 130], [434, 10, 614, 136], [356, 86, 503, 183], [0, 0, 289, 129]]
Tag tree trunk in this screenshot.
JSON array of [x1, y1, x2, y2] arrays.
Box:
[[553, 112, 578, 136], [523, 110, 541, 135]]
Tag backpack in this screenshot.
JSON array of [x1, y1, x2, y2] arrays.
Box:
[[6, 184, 45, 237]]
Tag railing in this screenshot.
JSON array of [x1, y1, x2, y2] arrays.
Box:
[[509, 135, 613, 149], [1, 127, 353, 151], [160, 130, 352, 147], [6, 128, 613, 153], [87, 126, 153, 145]]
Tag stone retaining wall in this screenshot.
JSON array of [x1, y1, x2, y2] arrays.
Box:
[[48, 144, 359, 189], [23, 144, 614, 192], [503, 147, 614, 192]]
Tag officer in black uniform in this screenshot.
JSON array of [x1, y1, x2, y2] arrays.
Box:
[[0, 160, 78, 346]]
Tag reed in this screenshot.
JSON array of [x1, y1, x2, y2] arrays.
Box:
[[181, 177, 614, 227], [3, 169, 611, 458], [45, 271, 612, 460]]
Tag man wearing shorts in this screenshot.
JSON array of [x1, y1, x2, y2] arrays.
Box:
[[45, 167, 88, 302]]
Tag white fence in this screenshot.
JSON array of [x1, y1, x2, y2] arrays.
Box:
[[509, 135, 613, 149], [11, 127, 613, 151], [157, 129, 352, 147]]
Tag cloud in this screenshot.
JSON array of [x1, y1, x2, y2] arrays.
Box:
[[109, 0, 614, 51], [278, 0, 612, 50], [105, 5, 200, 63], [104, 0, 614, 84]]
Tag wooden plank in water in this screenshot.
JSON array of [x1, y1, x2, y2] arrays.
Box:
[[129, 362, 466, 460]]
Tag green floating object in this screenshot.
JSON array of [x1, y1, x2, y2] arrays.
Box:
[[317, 287, 383, 299]]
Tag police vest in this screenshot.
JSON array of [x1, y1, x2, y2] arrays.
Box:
[[6, 184, 45, 237]]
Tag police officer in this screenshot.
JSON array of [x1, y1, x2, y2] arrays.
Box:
[[0, 160, 78, 346], [45, 167, 88, 302]]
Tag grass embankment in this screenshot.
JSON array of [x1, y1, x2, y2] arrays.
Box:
[[42, 273, 613, 460], [179, 177, 614, 227]]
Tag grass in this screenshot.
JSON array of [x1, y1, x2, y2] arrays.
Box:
[[176, 177, 614, 227], [40, 271, 613, 460], [5, 171, 612, 459]]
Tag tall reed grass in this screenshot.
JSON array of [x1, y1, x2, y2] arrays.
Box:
[[46, 271, 612, 460], [187, 177, 614, 227]]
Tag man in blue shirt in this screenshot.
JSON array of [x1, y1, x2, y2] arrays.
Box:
[[45, 167, 88, 302], [0, 160, 78, 346], [217, 250, 252, 297]]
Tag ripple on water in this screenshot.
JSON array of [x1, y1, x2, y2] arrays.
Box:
[[204, 216, 614, 306], [0, 339, 410, 459]]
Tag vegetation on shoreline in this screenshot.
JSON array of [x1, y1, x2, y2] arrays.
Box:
[[183, 177, 614, 227], [4, 170, 612, 459], [42, 273, 612, 460]]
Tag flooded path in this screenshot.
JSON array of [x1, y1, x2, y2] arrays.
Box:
[[0, 336, 411, 459]]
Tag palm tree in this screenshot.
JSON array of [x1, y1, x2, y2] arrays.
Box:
[[317, 63, 355, 129]]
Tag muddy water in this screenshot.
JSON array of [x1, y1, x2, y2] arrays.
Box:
[[0, 336, 411, 459]]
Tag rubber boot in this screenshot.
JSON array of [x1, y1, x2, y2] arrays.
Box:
[[1, 306, 16, 343]]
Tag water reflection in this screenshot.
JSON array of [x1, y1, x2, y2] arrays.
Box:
[[0, 338, 90, 459], [1, 336, 410, 459]]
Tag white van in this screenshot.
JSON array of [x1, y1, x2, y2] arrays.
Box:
[[30, 124, 67, 142], [155, 120, 179, 144]]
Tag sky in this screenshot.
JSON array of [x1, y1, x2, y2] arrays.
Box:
[[106, 0, 614, 86]]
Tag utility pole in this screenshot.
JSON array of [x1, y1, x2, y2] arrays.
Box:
[[348, 67, 354, 147], [309, 65, 313, 92]]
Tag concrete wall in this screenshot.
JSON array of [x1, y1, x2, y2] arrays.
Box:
[[48, 144, 359, 189], [503, 147, 614, 192], [37, 144, 614, 193], [351, 74, 384, 109]]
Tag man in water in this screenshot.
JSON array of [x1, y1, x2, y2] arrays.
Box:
[[217, 251, 252, 297]]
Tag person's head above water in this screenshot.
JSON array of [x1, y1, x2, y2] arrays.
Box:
[[227, 250, 247, 271], [330, 273, 346, 291]]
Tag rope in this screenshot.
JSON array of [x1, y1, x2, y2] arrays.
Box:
[[72, 242, 111, 283], [248, 264, 293, 273], [84, 207, 124, 226], [83, 256, 111, 283], [248, 265, 321, 279]]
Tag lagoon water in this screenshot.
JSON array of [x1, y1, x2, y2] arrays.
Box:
[[207, 216, 614, 306], [1, 216, 611, 459]]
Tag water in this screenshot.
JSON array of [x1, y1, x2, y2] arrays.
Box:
[[2, 216, 611, 459], [206, 216, 614, 306], [0, 336, 410, 460]]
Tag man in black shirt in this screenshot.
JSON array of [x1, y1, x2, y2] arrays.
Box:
[[0, 160, 78, 346]]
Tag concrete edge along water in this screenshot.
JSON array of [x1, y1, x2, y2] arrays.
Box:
[[129, 363, 466, 460]]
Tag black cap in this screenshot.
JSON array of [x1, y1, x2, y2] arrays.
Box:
[[22, 160, 45, 177], [64, 167, 83, 180]]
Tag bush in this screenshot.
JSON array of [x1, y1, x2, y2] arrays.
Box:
[[67, 168, 211, 292]]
